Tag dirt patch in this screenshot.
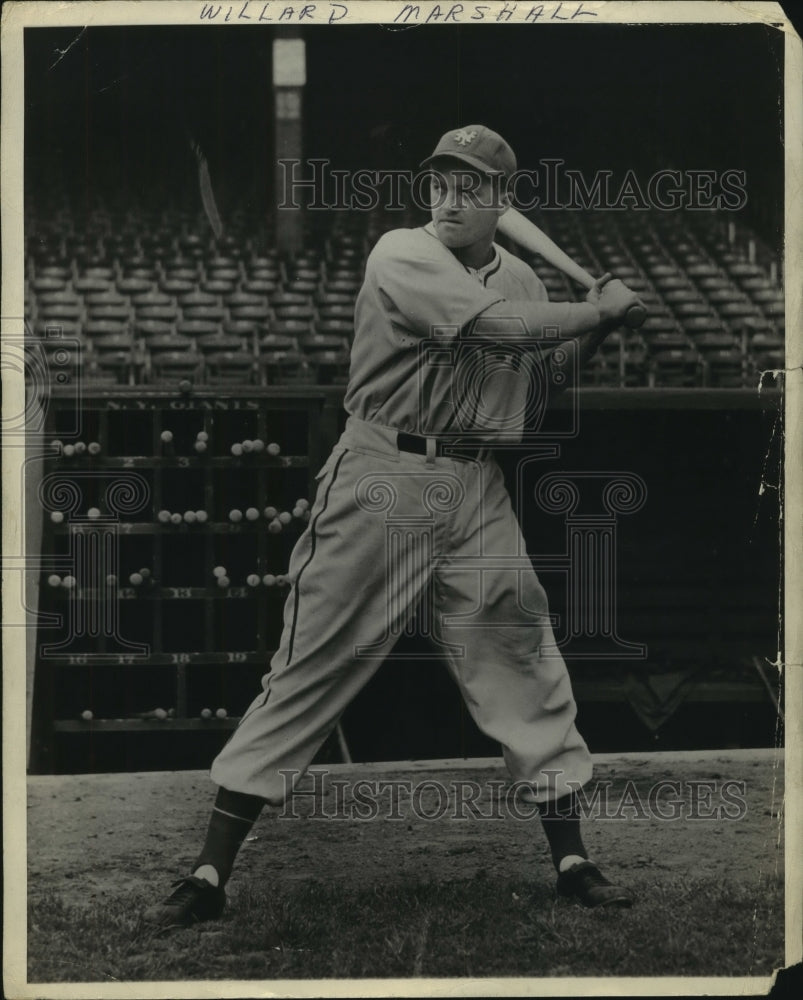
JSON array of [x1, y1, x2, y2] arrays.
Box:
[[27, 749, 784, 909]]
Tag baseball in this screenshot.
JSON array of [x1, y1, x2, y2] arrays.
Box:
[[87, 507, 101, 519], [292, 506, 304, 518], [194, 440, 208, 454], [196, 430, 209, 442], [87, 441, 101, 455], [295, 499, 309, 510], [47, 574, 62, 587], [80, 709, 93, 721], [278, 511, 292, 525], [252, 438, 265, 452], [242, 439, 254, 453], [74, 441, 87, 455], [179, 379, 192, 393], [160, 430, 173, 443], [129, 572, 143, 586], [62, 575, 76, 589], [62, 444, 75, 457], [216, 575, 231, 588], [229, 509, 243, 523], [183, 510, 197, 523], [246, 573, 261, 587], [231, 443, 243, 457], [267, 442, 281, 456], [268, 518, 282, 534], [276, 574, 288, 587], [262, 573, 276, 587], [264, 506, 278, 520], [195, 509, 209, 523], [215, 707, 228, 719], [245, 507, 260, 521], [50, 511, 65, 524], [213, 565, 227, 578], [50, 439, 63, 453], [139, 567, 151, 579], [170, 513, 183, 525], [200, 708, 212, 719], [157, 509, 171, 523], [154, 708, 168, 720], [106, 574, 117, 586]]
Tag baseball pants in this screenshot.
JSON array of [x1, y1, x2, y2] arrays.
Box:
[[211, 415, 593, 804]]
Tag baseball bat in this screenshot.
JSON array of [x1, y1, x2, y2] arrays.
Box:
[[497, 207, 647, 329]]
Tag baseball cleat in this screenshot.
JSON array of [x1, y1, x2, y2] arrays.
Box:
[[556, 861, 633, 909], [142, 875, 226, 928]]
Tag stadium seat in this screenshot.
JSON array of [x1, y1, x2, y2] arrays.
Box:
[[299, 332, 350, 355], [91, 346, 137, 385], [179, 290, 218, 309], [317, 319, 354, 341], [703, 347, 746, 387], [148, 350, 203, 384], [308, 349, 351, 385], [230, 304, 270, 324], [87, 303, 132, 323], [286, 280, 318, 295], [259, 333, 299, 352], [223, 319, 261, 339], [202, 278, 237, 296], [134, 319, 173, 342], [650, 348, 702, 387], [197, 333, 248, 355], [672, 301, 718, 318], [273, 319, 314, 338], [271, 292, 312, 309], [31, 276, 67, 294], [83, 319, 130, 341], [317, 302, 354, 320], [160, 278, 195, 297], [38, 302, 82, 322], [242, 279, 280, 295], [33, 319, 80, 340], [257, 350, 310, 386], [147, 334, 195, 355], [204, 351, 256, 385], [136, 305, 179, 323], [183, 305, 227, 323], [35, 266, 71, 282], [177, 320, 221, 339], [274, 303, 316, 321]]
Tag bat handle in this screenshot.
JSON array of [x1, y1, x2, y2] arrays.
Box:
[[625, 301, 647, 329]]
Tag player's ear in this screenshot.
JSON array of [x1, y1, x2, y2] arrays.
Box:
[[497, 187, 512, 217]]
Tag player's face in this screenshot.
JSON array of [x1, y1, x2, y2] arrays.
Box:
[[428, 165, 509, 252]]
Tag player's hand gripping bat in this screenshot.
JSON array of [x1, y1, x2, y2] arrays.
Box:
[[496, 207, 647, 329]]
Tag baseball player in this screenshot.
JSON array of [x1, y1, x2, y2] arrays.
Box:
[[145, 126, 640, 928]]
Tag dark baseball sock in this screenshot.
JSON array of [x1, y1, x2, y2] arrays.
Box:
[[537, 791, 588, 872], [192, 786, 266, 887]]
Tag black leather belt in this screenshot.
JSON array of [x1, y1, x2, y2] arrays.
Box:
[[396, 432, 482, 462]]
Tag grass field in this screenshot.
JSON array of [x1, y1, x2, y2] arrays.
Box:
[[23, 750, 785, 987]]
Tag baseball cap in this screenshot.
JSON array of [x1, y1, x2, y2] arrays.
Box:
[[420, 125, 517, 179]]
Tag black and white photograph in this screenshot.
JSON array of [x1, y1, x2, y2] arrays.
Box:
[[2, 1, 801, 996]]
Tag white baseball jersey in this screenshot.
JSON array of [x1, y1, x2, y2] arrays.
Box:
[[344, 223, 550, 441]]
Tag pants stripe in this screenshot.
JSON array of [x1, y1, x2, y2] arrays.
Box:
[[285, 449, 347, 666]]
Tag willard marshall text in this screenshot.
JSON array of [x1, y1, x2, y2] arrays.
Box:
[[198, 2, 599, 24]]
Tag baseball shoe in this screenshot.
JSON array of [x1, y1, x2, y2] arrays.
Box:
[[142, 875, 226, 928], [556, 861, 633, 909]]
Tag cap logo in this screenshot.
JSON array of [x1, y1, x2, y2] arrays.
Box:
[[454, 128, 478, 146]]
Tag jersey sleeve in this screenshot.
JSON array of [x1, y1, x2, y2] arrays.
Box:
[[367, 231, 505, 338]]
